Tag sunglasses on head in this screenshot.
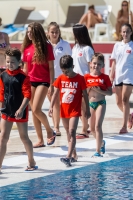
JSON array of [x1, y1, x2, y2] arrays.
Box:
[[122, 4, 128, 6]]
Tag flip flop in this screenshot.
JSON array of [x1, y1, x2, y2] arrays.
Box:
[[119, 127, 128, 134], [128, 113, 133, 129], [47, 131, 56, 145], [100, 140, 106, 154], [87, 130, 91, 134], [76, 134, 89, 139], [91, 152, 103, 158], [33, 144, 46, 148], [25, 166, 38, 171], [71, 157, 78, 163], [56, 131, 61, 136]]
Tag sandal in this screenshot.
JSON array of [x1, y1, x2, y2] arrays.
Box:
[[91, 152, 103, 158], [76, 134, 89, 139], [25, 166, 38, 171], [47, 131, 56, 145], [128, 113, 133, 129], [55, 131, 61, 136], [87, 130, 91, 134], [33, 143, 46, 148], [100, 140, 106, 154], [71, 157, 78, 163], [119, 127, 128, 134]]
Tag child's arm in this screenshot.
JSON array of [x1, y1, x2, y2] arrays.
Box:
[[91, 86, 112, 96], [15, 76, 31, 119], [87, 87, 92, 93], [15, 98, 29, 119], [23, 63, 28, 75], [82, 89, 91, 119], [0, 77, 4, 109], [48, 87, 60, 117], [48, 60, 54, 97], [109, 60, 116, 84], [0, 102, 2, 109]]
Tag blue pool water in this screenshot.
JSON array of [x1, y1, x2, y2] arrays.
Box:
[[0, 155, 133, 200]]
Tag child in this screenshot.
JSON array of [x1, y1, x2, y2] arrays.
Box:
[[0, 48, 37, 172], [48, 55, 91, 166], [21, 22, 55, 148], [110, 23, 133, 133], [84, 53, 112, 157], [72, 24, 94, 139], [47, 22, 72, 136]]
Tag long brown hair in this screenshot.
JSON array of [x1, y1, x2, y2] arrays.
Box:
[[21, 22, 50, 64], [119, 0, 128, 18]]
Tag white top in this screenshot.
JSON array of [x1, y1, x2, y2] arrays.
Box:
[[72, 44, 94, 76], [53, 39, 72, 78], [111, 41, 133, 84]]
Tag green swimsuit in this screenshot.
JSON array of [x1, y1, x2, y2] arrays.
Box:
[[89, 100, 106, 110]]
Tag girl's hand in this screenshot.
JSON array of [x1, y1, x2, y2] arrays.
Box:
[[109, 76, 114, 84], [48, 108, 53, 117], [48, 85, 54, 97], [15, 109, 23, 119], [85, 110, 91, 119], [92, 86, 101, 91]]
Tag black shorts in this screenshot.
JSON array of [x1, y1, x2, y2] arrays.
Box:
[[115, 82, 133, 86], [30, 82, 50, 88]]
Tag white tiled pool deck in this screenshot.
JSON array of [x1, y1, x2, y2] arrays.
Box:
[[0, 94, 133, 199]]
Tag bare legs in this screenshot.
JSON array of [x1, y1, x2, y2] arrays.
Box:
[[30, 86, 54, 147], [0, 119, 35, 170], [80, 98, 89, 136], [79, 12, 102, 29], [62, 117, 79, 158], [89, 104, 106, 154], [115, 85, 133, 130], [47, 92, 61, 135], [17, 122, 35, 166]]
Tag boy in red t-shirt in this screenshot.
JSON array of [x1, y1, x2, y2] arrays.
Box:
[[48, 55, 91, 166], [84, 53, 112, 157]]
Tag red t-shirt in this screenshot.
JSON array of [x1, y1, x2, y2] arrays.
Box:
[[84, 73, 112, 90], [22, 43, 54, 83], [54, 74, 87, 118]]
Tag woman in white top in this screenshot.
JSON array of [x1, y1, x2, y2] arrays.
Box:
[[72, 24, 94, 139], [110, 23, 133, 134], [47, 22, 72, 136]]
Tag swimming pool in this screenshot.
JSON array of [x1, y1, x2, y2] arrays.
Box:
[[0, 155, 133, 200]]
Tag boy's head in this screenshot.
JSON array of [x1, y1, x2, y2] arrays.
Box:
[[60, 55, 74, 76], [90, 53, 105, 71], [5, 48, 21, 71]]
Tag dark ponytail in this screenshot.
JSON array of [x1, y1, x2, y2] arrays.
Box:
[[121, 23, 133, 41]]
